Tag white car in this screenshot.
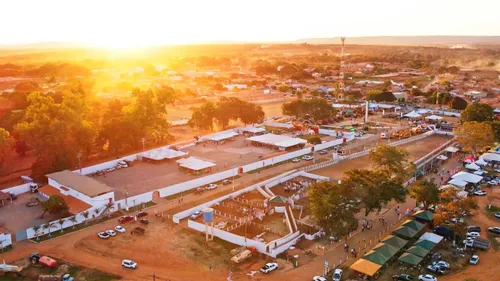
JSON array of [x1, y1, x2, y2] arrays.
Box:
[[319, 150, 328, 155], [292, 158, 300, 163], [418, 274, 437, 281], [302, 155, 314, 161], [105, 230, 116, 237], [469, 255, 479, 265], [487, 180, 498, 186], [97, 232, 109, 239], [450, 217, 464, 224], [434, 261, 450, 269], [121, 259, 138, 269], [467, 232, 480, 238], [205, 184, 217, 190], [312, 276, 327, 281], [115, 226, 126, 233], [191, 211, 202, 220], [260, 262, 278, 273], [333, 269, 343, 281], [495, 212, 500, 219], [473, 190, 486, 196]]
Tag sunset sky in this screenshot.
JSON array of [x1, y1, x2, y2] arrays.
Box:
[[2, 0, 500, 48]]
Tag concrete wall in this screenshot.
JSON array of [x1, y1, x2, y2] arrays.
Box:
[[2, 183, 31, 195], [0, 233, 12, 248]]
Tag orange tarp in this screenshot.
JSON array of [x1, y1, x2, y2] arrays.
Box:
[[39, 185, 92, 214]]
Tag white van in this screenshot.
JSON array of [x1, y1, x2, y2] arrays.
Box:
[[380, 133, 389, 139]]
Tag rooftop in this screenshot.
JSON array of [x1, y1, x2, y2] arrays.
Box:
[[247, 133, 306, 148], [176, 157, 216, 171], [39, 185, 92, 214], [46, 170, 114, 197]]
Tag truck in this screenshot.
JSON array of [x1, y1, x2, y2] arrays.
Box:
[[28, 253, 57, 268], [231, 246, 257, 263], [433, 226, 454, 239], [464, 237, 490, 250]]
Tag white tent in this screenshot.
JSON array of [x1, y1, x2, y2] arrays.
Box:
[[436, 155, 448, 160], [142, 148, 188, 161], [481, 153, 500, 162], [176, 157, 216, 171], [420, 232, 444, 244], [404, 111, 422, 118], [451, 171, 483, 184], [474, 170, 486, 175], [200, 131, 238, 142], [465, 162, 481, 171], [238, 126, 266, 134], [425, 115, 443, 120], [475, 158, 487, 166], [447, 178, 468, 188], [247, 133, 306, 148]]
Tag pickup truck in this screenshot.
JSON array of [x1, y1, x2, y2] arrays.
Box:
[[463, 237, 490, 250]]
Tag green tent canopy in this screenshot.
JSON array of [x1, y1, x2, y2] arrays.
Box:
[[414, 239, 437, 250], [393, 226, 418, 239], [381, 235, 409, 250], [372, 243, 399, 258], [398, 252, 424, 266], [401, 220, 426, 232], [363, 250, 390, 265], [405, 245, 431, 257], [413, 210, 434, 222]]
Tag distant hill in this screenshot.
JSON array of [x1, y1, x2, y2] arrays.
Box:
[[295, 36, 500, 46]]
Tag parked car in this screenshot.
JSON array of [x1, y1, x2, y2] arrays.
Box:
[[139, 219, 149, 225], [121, 259, 138, 269], [205, 183, 218, 190], [463, 237, 491, 250], [392, 274, 414, 281], [434, 261, 450, 269], [115, 226, 126, 233], [488, 227, 500, 234], [118, 216, 134, 224], [137, 212, 148, 218], [302, 155, 314, 161], [332, 269, 343, 281], [418, 274, 437, 281], [450, 217, 464, 224], [312, 276, 327, 281], [292, 158, 300, 163], [222, 179, 232, 185], [495, 212, 500, 219], [260, 262, 278, 273], [97, 232, 110, 239], [473, 190, 487, 196], [319, 150, 328, 155], [467, 226, 481, 233], [469, 255, 479, 265], [26, 198, 40, 207], [191, 211, 202, 220], [105, 230, 116, 237], [466, 232, 480, 238], [426, 265, 446, 275]]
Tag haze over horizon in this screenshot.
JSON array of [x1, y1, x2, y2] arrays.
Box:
[[2, 0, 500, 48]]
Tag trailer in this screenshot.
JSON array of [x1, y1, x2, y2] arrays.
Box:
[[231, 246, 257, 263], [464, 237, 490, 250]]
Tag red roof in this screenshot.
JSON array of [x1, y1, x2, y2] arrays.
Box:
[[39, 185, 92, 214]]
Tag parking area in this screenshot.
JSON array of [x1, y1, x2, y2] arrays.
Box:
[[93, 135, 278, 199], [0, 192, 58, 234]]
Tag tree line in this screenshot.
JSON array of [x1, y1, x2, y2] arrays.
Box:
[[281, 99, 336, 122], [188, 97, 265, 130]]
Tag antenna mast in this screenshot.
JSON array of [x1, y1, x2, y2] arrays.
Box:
[[338, 37, 346, 100]]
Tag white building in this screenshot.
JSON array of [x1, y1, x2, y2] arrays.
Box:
[[39, 170, 115, 214]]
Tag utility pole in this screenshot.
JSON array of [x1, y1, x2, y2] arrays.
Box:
[[338, 37, 346, 100], [141, 137, 146, 153], [77, 152, 82, 174]]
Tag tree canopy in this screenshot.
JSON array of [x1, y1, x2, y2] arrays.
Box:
[[342, 169, 407, 216], [308, 181, 360, 237], [41, 195, 69, 218], [408, 180, 440, 209], [367, 91, 396, 102], [460, 103, 494, 123], [448, 96, 468, 110], [454, 122, 495, 156], [281, 99, 336, 121], [369, 144, 413, 180]]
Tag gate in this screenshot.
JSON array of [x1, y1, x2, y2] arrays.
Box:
[[15, 229, 28, 242]]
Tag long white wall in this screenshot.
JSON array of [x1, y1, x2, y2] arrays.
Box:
[[2, 183, 31, 195]]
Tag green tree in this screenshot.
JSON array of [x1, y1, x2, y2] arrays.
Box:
[[57, 218, 66, 233], [448, 96, 468, 110], [43, 222, 56, 237], [282, 100, 303, 118], [454, 122, 495, 156], [189, 102, 216, 130], [367, 91, 396, 102], [0, 128, 10, 173], [369, 145, 413, 179], [308, 181, 360, 237], [408, 180, 440, 208], [307, 136, 322, 145], [69, 216, 78, 229], [461, 103, 494, 123], [485, 121, 500, 141], [82, 210, 90, 225], [40, 195, 69, 219], [32, 225, 41, 241], [342, 169, 407, 216]]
